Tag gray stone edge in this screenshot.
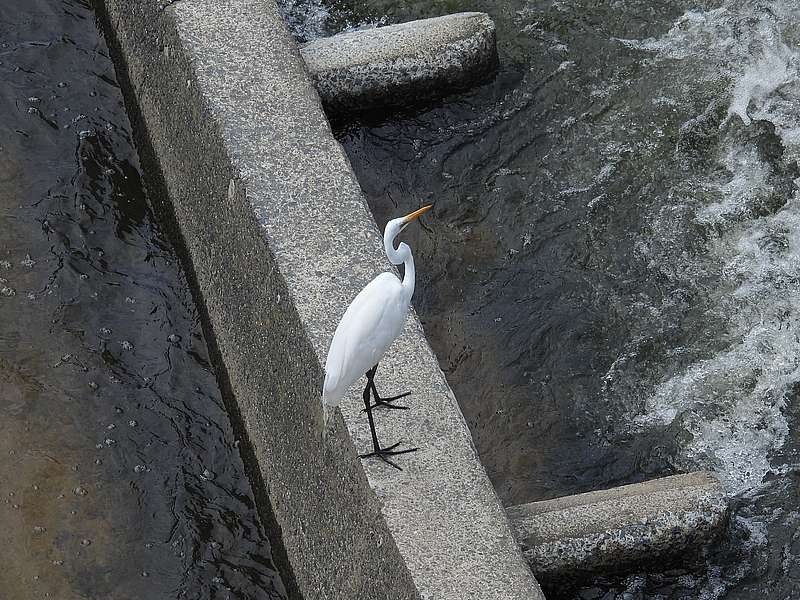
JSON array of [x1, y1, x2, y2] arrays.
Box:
[[96, 0, 544, 599], [301, 13, 498, 114], [507, 472, 730, 582]]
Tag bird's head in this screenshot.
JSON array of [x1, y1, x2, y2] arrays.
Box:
[[384, 204, 432, 244]]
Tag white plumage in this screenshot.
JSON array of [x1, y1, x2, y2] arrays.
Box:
[[320, 205, 431, 467], [323, 272, 406, 405]]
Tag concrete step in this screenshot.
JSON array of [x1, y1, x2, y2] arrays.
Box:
[[507, 472, 729, 584], [300, 12, 497, 115]]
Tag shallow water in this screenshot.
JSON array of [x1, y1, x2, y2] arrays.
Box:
[[282, 0, 800, 597], [0, 2, 287, 598]]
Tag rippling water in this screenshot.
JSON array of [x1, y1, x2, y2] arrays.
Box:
[[0, 1, 287, 598], [283, 0, 800, 597]]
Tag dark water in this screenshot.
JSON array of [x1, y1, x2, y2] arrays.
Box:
[[282, 0, 800, 597], [0, 2, 287, 598]]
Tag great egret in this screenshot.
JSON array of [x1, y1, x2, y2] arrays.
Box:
[[322, 205, 432, 469]]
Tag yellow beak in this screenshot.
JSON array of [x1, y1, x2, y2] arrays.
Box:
[[402, 204, 433, 224]]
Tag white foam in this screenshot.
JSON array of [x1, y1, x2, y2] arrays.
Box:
[[623, 0, 800, 497], [278, 0, 386, 42], [695, 145, 772, 225], [727, 44, 792, 126], [278, 0, 331, 41]]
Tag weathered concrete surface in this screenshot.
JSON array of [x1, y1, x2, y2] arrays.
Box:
[[300, 13, 497, 114], [507, 472, 729, 584], [96, 0, 543, 599]]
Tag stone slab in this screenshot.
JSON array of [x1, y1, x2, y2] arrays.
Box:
[[507, 472, 729, 584], [95, 0, 544, 599], [300, 13, 497, 114]]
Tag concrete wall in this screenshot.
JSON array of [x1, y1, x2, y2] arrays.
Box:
[[96, 0, 544, 598]]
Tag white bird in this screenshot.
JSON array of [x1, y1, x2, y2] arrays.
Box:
[[322, 204, 432, 468]]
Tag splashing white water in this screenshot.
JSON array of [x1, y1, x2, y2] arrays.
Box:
[[726, 44, 793, 126], [277, 0, 387, 42], [623, 1, 800, 496], [277, 0, 332, 41]]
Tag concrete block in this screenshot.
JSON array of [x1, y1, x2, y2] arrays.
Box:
[[507, 472, 729, 584], [95, 0, 543, 598], [300, 13, 497, 114]]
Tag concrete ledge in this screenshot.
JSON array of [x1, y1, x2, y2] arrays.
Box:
[[507, 472, 729, 584], [97, 0, 542, 598], [300, 13, 497, 115]]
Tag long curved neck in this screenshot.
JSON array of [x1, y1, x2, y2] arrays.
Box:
[[385, 235, 415, 304]]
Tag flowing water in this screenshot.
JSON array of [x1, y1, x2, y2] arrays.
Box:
[[282, 0, 800, 597], [0, 1, 287, 598]]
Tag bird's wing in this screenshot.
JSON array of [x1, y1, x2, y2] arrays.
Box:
[[323, 273, 404, 403]]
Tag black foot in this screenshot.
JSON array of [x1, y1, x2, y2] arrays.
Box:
[[359, 441, 418, 470], [362, 391, 411, 412]]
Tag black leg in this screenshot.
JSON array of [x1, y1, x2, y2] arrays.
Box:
[[361, 362, 411, 412], [358, 367, 418, 470]]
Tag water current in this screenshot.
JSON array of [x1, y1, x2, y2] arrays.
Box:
[[0, 1, 287, 598], [281, 0, 800, 597]]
